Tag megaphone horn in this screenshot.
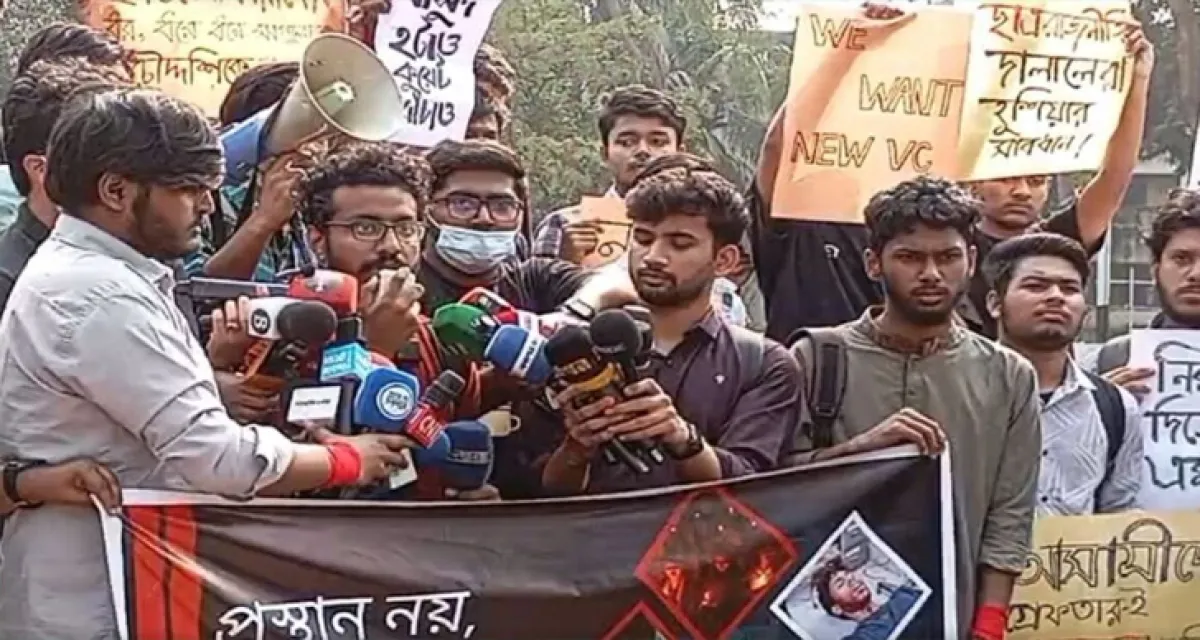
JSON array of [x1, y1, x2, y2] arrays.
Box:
[[219, 33, 405, 186]]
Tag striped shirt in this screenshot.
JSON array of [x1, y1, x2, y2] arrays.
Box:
[[1036, 360, 1143, 517]]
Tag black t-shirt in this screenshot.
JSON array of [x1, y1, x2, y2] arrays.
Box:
[[748, 188, 881, 344], [418, 256, 589, 313], [963, 203, 1098, 339]]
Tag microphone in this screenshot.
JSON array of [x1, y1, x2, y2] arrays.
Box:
[[590, 309, 665, 465], [247, 298, 337, 343], [406, 371, 466, 449], [176, 277, 288, 303], [286, 269, 360, 317], [483, 324, 552, 386], [543, 326, 650, 475], [413, 420, 494, 491], [459, 287, 519, 324], [431, 303, 498, 360], [320, 342, 374, 383], [352, 367, 451, 457]]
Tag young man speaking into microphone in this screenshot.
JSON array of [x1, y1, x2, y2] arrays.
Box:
[[543, 157, 802, 495]]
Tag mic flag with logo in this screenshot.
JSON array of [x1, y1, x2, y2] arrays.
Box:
[[99, 449, 957, 640]]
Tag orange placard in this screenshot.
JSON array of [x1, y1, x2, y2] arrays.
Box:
[[79, 0, 341, 117], [771, 5, 971, 223], [566, 196, 632, 269]]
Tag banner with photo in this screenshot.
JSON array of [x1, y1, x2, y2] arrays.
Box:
[[99, 449, 957, 640]]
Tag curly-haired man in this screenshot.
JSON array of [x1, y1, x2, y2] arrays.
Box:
[[786, 176, 1040, 640]]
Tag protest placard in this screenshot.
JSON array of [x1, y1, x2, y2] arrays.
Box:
[[770, 4, 970, 223], [568, 196, 631, 269], [957, 1, 1134, 181], [1129, 330, 1200, 511], [101, 451, 958, 640], [374, 0, 504, 148], [80, 0, 334, 118], [1009, 510, 1200, 639]]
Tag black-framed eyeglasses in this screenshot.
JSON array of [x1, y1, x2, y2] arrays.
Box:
[[434, 193, 522, 224], [325, 218, 424, 243]]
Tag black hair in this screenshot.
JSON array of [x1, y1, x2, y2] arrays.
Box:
[[597, 84, 686, 145], [629, 152, 718, 189], [45, 89, 222, 213], [469, 85, 508, 139], [425, 138, 530, 209], [217, 62, 300, 127], [813, 557, 850, 620], [984, 232, 1091, 295], [1147, 188, 1200, 262], [863, 176, 980, 252], [3, 59, 129, 196], [16, 23, 127, 76], [296, 141, 433, 228], [624, 163, 746, 248]]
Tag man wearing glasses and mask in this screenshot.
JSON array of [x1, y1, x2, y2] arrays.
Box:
[[420, 139, 634, 318]]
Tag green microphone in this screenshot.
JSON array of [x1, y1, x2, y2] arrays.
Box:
[[431, 303, 497, 360]]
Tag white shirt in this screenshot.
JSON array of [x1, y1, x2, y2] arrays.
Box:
[[1036, 360, 1143, 517], [0, 215, 296, 639]]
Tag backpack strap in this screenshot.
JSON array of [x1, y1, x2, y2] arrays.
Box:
[[789, 327, 849, 449], [1095, 337, 1131, 375], [1082, 369, 1126, 503], [729, 326, 765, 395]]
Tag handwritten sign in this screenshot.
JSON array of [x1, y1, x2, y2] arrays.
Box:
[[374, 0, 504, 148], [80, 0, 334, 118], [957, 1, 1134, 181], [1129, 330, 1200, 511], [770, 5, 969, 223], [567, 196, 631, 269], [1009, 511, 1200, 639]]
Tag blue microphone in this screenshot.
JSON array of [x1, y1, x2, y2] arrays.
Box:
[[483, 324, 552, 386], [414, 420, 494, 491], [320, 342, 373, 383], [353, 368, 450, 459]]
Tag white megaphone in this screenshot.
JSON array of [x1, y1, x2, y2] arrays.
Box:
[[220, 33, 405, 187]]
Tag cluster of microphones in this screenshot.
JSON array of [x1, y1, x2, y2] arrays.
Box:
[[179, 268, 665, 498]]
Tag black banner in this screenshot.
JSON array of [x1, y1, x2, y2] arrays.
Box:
[[103, 449, 956, 640]]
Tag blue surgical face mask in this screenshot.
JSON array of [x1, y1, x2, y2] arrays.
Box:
[[433, 224, 517, 275]]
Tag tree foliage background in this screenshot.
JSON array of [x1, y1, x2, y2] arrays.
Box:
[[1, 0, 1198, 203]]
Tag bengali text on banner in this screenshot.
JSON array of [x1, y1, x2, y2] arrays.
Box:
[[1008, 510, 1200, 640], [79, 0, 339, 117], [100, 449, 957, 640]]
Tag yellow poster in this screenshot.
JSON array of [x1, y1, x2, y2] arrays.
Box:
[[1009, 510, 1200, 639], [957, 0, 1134, 181], [79, 0, 339, 117], [770, 4, 970, 223]]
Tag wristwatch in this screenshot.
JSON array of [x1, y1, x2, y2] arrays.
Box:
[[666, 422, 705, 461], [559, 298, 596, 323], [2, 459, 47, 509]]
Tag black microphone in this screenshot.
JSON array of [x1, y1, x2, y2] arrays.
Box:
[[543, 325, 650, 475], [590, 309, 665, 465]]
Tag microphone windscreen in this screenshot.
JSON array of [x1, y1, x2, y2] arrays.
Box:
[[320, 342, 373, 383], [589, 309, 643, 360], [414, 420, 494, 490], [543, 324, 594, 367], [353, 368, 422, 432], [431, 303, 491, 359], [287, 269, 360, 315], [484, 325, 552, 386], [276, 300, 338, 345]]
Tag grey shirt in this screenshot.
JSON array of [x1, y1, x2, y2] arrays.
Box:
[[0, 215, 296, 639], [789, 310, 1041, 638]]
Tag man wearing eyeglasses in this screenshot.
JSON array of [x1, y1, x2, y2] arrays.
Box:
[[420, 139, 634, 317]]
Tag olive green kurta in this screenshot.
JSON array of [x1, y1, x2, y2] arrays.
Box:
[[791, 310, 1041, 637]]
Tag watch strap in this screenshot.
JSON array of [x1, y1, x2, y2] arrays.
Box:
[[560, 298, 596, 322], [666, 422, 705, 461], [3, 459, 47, 508]]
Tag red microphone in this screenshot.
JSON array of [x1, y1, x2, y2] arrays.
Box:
[[406, 371, 465, 448], [459, 287, 519, 325], [287, 270, 359, 317]]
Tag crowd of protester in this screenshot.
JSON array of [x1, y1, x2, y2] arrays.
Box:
[[0, 2, 1183, 639]]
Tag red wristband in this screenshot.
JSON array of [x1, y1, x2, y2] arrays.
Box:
[[971, 604, 1008, 640], [324, 441, 362, 487]]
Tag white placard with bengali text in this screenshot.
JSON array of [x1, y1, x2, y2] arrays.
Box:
[[1129, 330, 1200, 510], [374, 0, 505, 148]]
